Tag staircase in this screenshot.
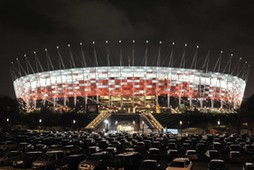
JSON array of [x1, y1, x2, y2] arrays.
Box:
[[85, 111, 111, 129], [140, 112, 164, 132]]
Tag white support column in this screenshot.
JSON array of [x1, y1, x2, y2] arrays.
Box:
[[144, 67, 147, 107], [132, 66, 134, 109], [167, 71, 170, 108], [74, 96, 77, 107], [120, 67, 123, 108]]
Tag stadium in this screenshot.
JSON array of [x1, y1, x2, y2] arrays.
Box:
[[11, 41, 248, 114]]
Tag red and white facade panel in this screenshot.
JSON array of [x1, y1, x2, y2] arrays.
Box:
[[13, 66, 246, 108]]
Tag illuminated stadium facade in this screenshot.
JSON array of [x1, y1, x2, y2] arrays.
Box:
[[11, 41, 249, 113]]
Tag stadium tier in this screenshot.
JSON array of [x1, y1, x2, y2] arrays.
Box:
[[13, 66, 245, 112]]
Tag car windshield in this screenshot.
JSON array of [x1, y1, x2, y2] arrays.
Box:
[[170, 161, 184, 167]]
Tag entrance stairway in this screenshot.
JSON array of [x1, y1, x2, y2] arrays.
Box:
[[140, 112, 164, 132], [85, 111, 111, 130]]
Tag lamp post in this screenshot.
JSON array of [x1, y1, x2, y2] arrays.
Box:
[[217, 120, 221, 133], [179, 121, 182, 136], [115, 121, 118, 131], [6, 118, 9, 130], [73, 119, 76, 130], [104, 119, 109, 132], [39, 119, 42, 132], [133, 121, 135, 131], [142, 121, 145, 133]]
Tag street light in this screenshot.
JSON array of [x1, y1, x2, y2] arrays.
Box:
[[104, 119, 109, 132], [218, 120, 221, 133], [39, 119, 42, 132], [179, 121, 182, 136], [6, 118, 9, 122], [133, 121, 136, 132], [73, 120, 76, 124], [115, 121, 118, 131], [142, 121, 145, 133]]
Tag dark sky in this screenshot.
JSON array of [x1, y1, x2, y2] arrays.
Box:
[[0, 0, 254, 99]]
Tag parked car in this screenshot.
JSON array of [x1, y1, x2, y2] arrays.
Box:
[[138, 159, 161, 170], [115, 151, 141, 170], [147, 148, 161, 160], [167, 149, 178, 161], [78, 151, 115, 170], [0, 150, 22, 166], [32, 150, 65, 169], [185, 150, 198, 161], [166, 157, 193, 170], [12, 151, 42, 168], [208, 159, 227, 170], [56, 154, 86, 170], [205, 150, 219, 160], [243, 162, 254, 170], [0, 141, 17, 151]]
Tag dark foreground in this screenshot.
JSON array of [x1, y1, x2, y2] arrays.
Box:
[[0, 130, 253, 170]]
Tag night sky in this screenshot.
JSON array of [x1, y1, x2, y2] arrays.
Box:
[[0, 0, 254, 99]]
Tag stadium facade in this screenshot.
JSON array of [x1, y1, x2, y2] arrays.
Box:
[[11, 41, 249, 113]]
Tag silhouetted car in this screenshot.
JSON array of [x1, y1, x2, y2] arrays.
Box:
[[138, 159, 161, 170], [78, 151, 115, 170], [115, 151, 141, 170], [147, 148, 161, 160], [205, 150, 219, 160], [243, 162, 254, 170], [32, 150, 65, 170], [166, 157, 193, 170], [34, 144, 48, 153], [185, 150, 198, 161], [208, 159, 227, 170], [12, 151, 42, 168], [228, 151, 243, 164], [0, 141, 17, 151], [0, 150, 22, 166], [56, 154, 86, 170], [167, 149, 178, 161], [63, 145, 82, 156]]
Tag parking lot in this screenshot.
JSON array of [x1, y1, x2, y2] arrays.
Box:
[[0, 130, 253, 170]]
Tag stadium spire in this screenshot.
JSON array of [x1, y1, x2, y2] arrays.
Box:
[[201, 51, 210, 73], [213, 51, 222, 72], [222, 53, 233, 74], [24, 54, 35, 74], [17, 57, 27, 76], [157, 41, 162, 67], [106, 40, 110, 66], [119, 40, 123, 66], [168, 42, 175, 67], [45, 48, 54, 71], [80, 42, 87, 67], [34, 51, 44, 73], [191, 45, 199, 69], [180, 43, 187, 68], [92, 41, 98, 67], [144, 40, 148, 66], [57, 46, 66, 69], [68, 44, 76, 68], [132, 40, 135, 66]]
